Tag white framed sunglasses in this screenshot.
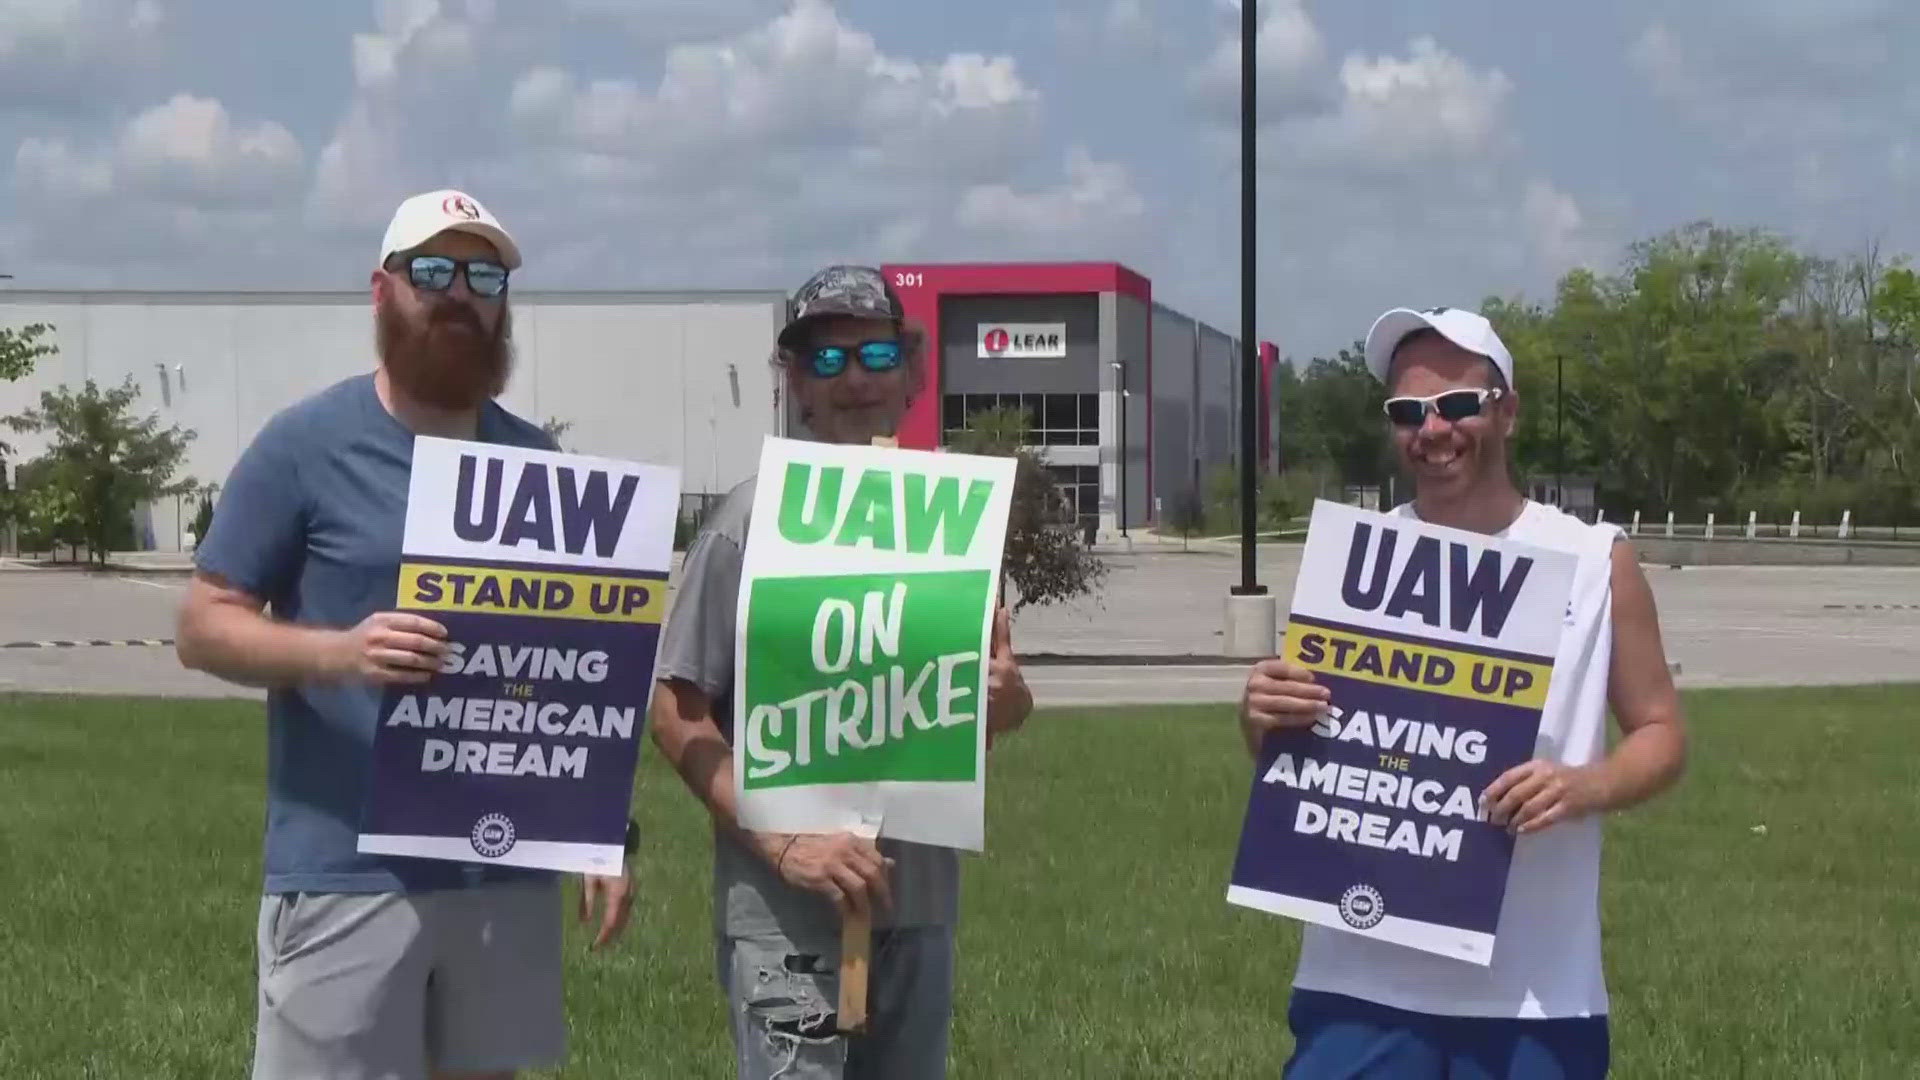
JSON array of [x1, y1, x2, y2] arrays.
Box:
[[1382, 387, 1504, 427]]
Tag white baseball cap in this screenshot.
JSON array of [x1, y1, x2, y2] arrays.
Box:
[[378, 189, 522, 271], [1363, 306, 1515, 390]]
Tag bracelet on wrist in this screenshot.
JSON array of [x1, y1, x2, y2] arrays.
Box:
[[774, 835, 798, 875]]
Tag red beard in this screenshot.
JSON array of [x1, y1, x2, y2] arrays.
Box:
[[377, 299, 513, 411]]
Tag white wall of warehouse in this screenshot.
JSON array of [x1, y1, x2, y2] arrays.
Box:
[[0, 290, 789, 552]]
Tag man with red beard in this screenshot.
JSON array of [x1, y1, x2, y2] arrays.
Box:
[[177, 189, 634, 1080]]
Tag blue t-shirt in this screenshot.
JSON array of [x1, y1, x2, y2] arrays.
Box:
[[196, 373, 559, 895]]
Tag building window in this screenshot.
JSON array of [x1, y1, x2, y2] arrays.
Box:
[[1043, 464, 1101, 524], [941, 393, 1098, 447]]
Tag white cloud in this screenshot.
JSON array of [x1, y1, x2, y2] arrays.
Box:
[[17, 93, 302, 206], [1289, 37, 1513, 170], [1523, 179, 1613, 276], [10, 93, 302, 272], [560, 0, 784, 41], [1189, 0, 1328, 121], [1169, 30, 1616, 360], [1624, 6, 1920, 235], [297, 0, 1095, 288], [0, 0, 167, 114], [0, 0, 162, 56], [1629, 9, 1920, 145], [1103, 0, 1154, 50], [118, 94, 304, 201], [14, 136, 114, 199], [956, 147, 1145, 241], [1055, 0, 1159, 58], [308, 0, 512, 230]]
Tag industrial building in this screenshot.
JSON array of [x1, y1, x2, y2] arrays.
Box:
[[0, 262, 1274, 553]]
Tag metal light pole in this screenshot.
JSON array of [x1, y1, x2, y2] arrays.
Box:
[[1236, 0, 1261, 596], [1555, 350, 1564, 507], [1224, 0, 1275, 656], [1111, 361, 1128, 539]]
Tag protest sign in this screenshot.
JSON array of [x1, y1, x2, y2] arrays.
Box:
[[1227, 499, 1578, 964], [357, 435, 680, 876], [732, 436, 1016, 851]]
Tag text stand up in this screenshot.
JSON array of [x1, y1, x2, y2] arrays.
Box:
[[1226, 499, 1577, 964], [356, 435, 680, 875]]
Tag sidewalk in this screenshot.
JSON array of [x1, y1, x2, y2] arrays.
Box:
[[0, 551, 197, 573]]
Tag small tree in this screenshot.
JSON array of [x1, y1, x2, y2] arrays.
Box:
[[0, 322, 55, 383], [12, 457, 83, 556], [5, 377, 197, 564], [946, 404, 1108, 616], [0, 322, 57, 544], [191, 489, 216, 542], [541, 416, 574, 452], [1164, 487, 1206, 550]]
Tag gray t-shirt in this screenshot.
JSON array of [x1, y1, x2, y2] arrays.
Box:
[[656, 475, 960, 936], [195, 373, 558, 895]]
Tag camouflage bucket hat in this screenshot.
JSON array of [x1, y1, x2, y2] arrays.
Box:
[[777, 264, 905, 351]]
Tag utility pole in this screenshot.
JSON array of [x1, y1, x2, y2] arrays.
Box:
[[1555, 349, 1564, 507]]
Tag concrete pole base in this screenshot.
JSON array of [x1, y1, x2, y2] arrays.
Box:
[[1224, 592, 1279, 658]]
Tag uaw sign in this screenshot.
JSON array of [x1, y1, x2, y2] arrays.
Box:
[[1226, 499, 1578, 965], [357, 436, 681, 876], [977, 322, 1067, 359]]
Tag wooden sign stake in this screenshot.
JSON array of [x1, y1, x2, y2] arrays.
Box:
[[838, 457, 889, 1037], [838, 907, 872, 1034]]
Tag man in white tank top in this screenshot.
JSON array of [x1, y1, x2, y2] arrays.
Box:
[[1239, 306, 1689, 1079]]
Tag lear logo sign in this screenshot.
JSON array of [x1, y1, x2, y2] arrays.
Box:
[[977, 323, 1067, 359]]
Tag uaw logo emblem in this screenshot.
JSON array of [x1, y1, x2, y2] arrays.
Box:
[[1338, 884, 1386, 930], [443, 194, 481, 221], [470, 813, 516, 858]]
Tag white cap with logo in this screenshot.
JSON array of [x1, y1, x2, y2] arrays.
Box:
[[378, 189, 523, 271], [1363, 306, 1515, 390]]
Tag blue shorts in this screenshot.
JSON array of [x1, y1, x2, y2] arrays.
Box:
[[1283, 990, 1610, 1080]]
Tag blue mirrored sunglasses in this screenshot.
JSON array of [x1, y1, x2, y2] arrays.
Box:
[[807, 340, 903, 378], [405, 254, 509, 298]]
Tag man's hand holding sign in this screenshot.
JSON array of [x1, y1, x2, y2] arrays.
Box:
[[1242, 655, 1605, 838], [1227, 499, 1580, 964], [329, 611, 452, 684], [732, 434, 1017, 1032], [650, 265, 1038, 1074], [357, 436, 680, 900], [1235, 306, 1687, 1076], [985, 605, 1031, 749]]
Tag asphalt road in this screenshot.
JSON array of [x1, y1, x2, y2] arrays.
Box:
[[3, 547, 1915, 705]]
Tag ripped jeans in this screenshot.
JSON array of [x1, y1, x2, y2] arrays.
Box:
[[718, 925, 956, 1080]]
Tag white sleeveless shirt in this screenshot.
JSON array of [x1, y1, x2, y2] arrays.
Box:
[[1290, 500, 1623, 1019]]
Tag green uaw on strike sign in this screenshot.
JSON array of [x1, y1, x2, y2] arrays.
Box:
[[733, 437, 1016, 851]]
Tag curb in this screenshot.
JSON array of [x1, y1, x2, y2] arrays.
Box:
[[1023, 653, 1249, 667], [2, 638, 174, 649], [1822, 603, 1920, 611], [0, 563, 195, 575]]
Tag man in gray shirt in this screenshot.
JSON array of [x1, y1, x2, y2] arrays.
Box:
[[652, 264, 1034, 1079], [178, 190, 634, 1080]]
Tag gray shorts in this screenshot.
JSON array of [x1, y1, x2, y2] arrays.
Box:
[[252, 879, 565, 1079], [718, 922, 955, 1080]]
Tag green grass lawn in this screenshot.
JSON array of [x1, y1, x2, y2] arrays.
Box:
[[2, 685, 1917, 1078]]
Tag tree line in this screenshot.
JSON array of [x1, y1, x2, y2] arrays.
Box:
[[1274, 221, 1920, 525]]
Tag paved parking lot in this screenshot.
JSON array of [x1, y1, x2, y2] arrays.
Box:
[[2, 545, 1916, 705]]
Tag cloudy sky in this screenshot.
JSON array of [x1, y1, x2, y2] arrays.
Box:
[[3, 0, 1917, 359]]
